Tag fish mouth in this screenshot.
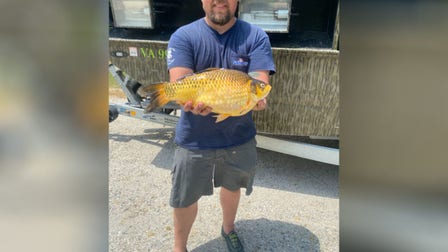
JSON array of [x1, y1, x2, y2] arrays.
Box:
[[260, 85, 272, 99]]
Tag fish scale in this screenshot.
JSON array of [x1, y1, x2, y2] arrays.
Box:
[[137, 68, 271, 123]]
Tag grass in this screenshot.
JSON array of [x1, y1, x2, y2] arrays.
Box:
[[109, 72, 120, 88], [108, 72, 126, 98]]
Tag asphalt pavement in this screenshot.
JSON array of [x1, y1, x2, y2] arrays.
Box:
[[109, 111, 339, 252]]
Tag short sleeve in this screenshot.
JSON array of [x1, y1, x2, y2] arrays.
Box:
[[248, 32, 276, 75], [167, 29, 194, 70]]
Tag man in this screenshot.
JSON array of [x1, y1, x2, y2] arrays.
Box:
[[166, 0, 275, 251]]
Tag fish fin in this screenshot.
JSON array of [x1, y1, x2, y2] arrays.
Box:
[[137, 83, 170, 113], [175, 68, 220, 81], [238, 99, 257, 115], [214, 114, 231, 123], [175, 73, 194, 82], [137, 82, 162, 97]]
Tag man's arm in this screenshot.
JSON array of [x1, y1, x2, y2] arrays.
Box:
[[169, 66, 193, 82], [251, 70, 270, 111], [169, 67, 213, 116]]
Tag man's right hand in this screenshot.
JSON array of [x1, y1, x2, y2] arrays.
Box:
[[183, 101, 213, 116]]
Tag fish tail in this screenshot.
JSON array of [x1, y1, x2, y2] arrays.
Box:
[[137, 83, 170, 113]]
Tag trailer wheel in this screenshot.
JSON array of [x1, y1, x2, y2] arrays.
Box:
[[109, 105, 119, 122]]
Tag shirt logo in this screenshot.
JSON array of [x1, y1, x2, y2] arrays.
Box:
[[167, 47, 175, 65], [232, 57, 249, 67]]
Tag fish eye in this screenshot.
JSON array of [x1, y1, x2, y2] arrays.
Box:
[[259, 83, 265, 88]]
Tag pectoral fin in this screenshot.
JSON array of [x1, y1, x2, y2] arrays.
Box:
[[237, 97, 258, 115], [214, 114, 231, 123]]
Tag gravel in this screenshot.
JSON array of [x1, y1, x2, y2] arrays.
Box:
[[109, 98, 339, 252]]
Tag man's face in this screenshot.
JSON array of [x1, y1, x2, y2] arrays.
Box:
[[201, 0, 239, 26]]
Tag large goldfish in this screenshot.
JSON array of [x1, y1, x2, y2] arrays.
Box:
[[137, 68, 271, 123]]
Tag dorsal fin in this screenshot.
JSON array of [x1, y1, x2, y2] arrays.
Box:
[[175, 72, 195, 82], [175, 68, 222, 82]]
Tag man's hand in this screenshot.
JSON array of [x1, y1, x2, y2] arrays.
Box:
[[253, 98, 267, 111], [183, 101, 213, 116]]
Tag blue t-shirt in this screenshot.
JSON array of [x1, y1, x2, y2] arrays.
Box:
[[167, 18, 276, 149]]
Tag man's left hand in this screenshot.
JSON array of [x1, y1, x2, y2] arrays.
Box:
[[253, 98, 267, 111]]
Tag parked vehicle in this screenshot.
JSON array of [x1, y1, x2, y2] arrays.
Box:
[[109, 0, 340, 165]]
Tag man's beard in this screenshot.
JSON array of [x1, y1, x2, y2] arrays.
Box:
[[209, 10, 232, 26]]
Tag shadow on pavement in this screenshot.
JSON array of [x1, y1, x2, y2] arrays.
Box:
[[109, 127, 175, 147], [110, 127, 338, 198], [191, 218, 320, 252], [255, 148, 339, 199]]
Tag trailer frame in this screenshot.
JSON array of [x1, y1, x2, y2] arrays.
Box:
[[108, 64, 339, 166]]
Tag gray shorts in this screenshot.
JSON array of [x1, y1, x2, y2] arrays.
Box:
[[170, 138, 258, 208]]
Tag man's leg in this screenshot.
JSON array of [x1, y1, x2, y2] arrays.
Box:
[[220, 187, 241, 234], [173, 201, 198, 252], [171, 147, 215, 252]]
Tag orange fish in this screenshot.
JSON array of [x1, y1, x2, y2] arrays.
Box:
[[137, 68, 271, 122]]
